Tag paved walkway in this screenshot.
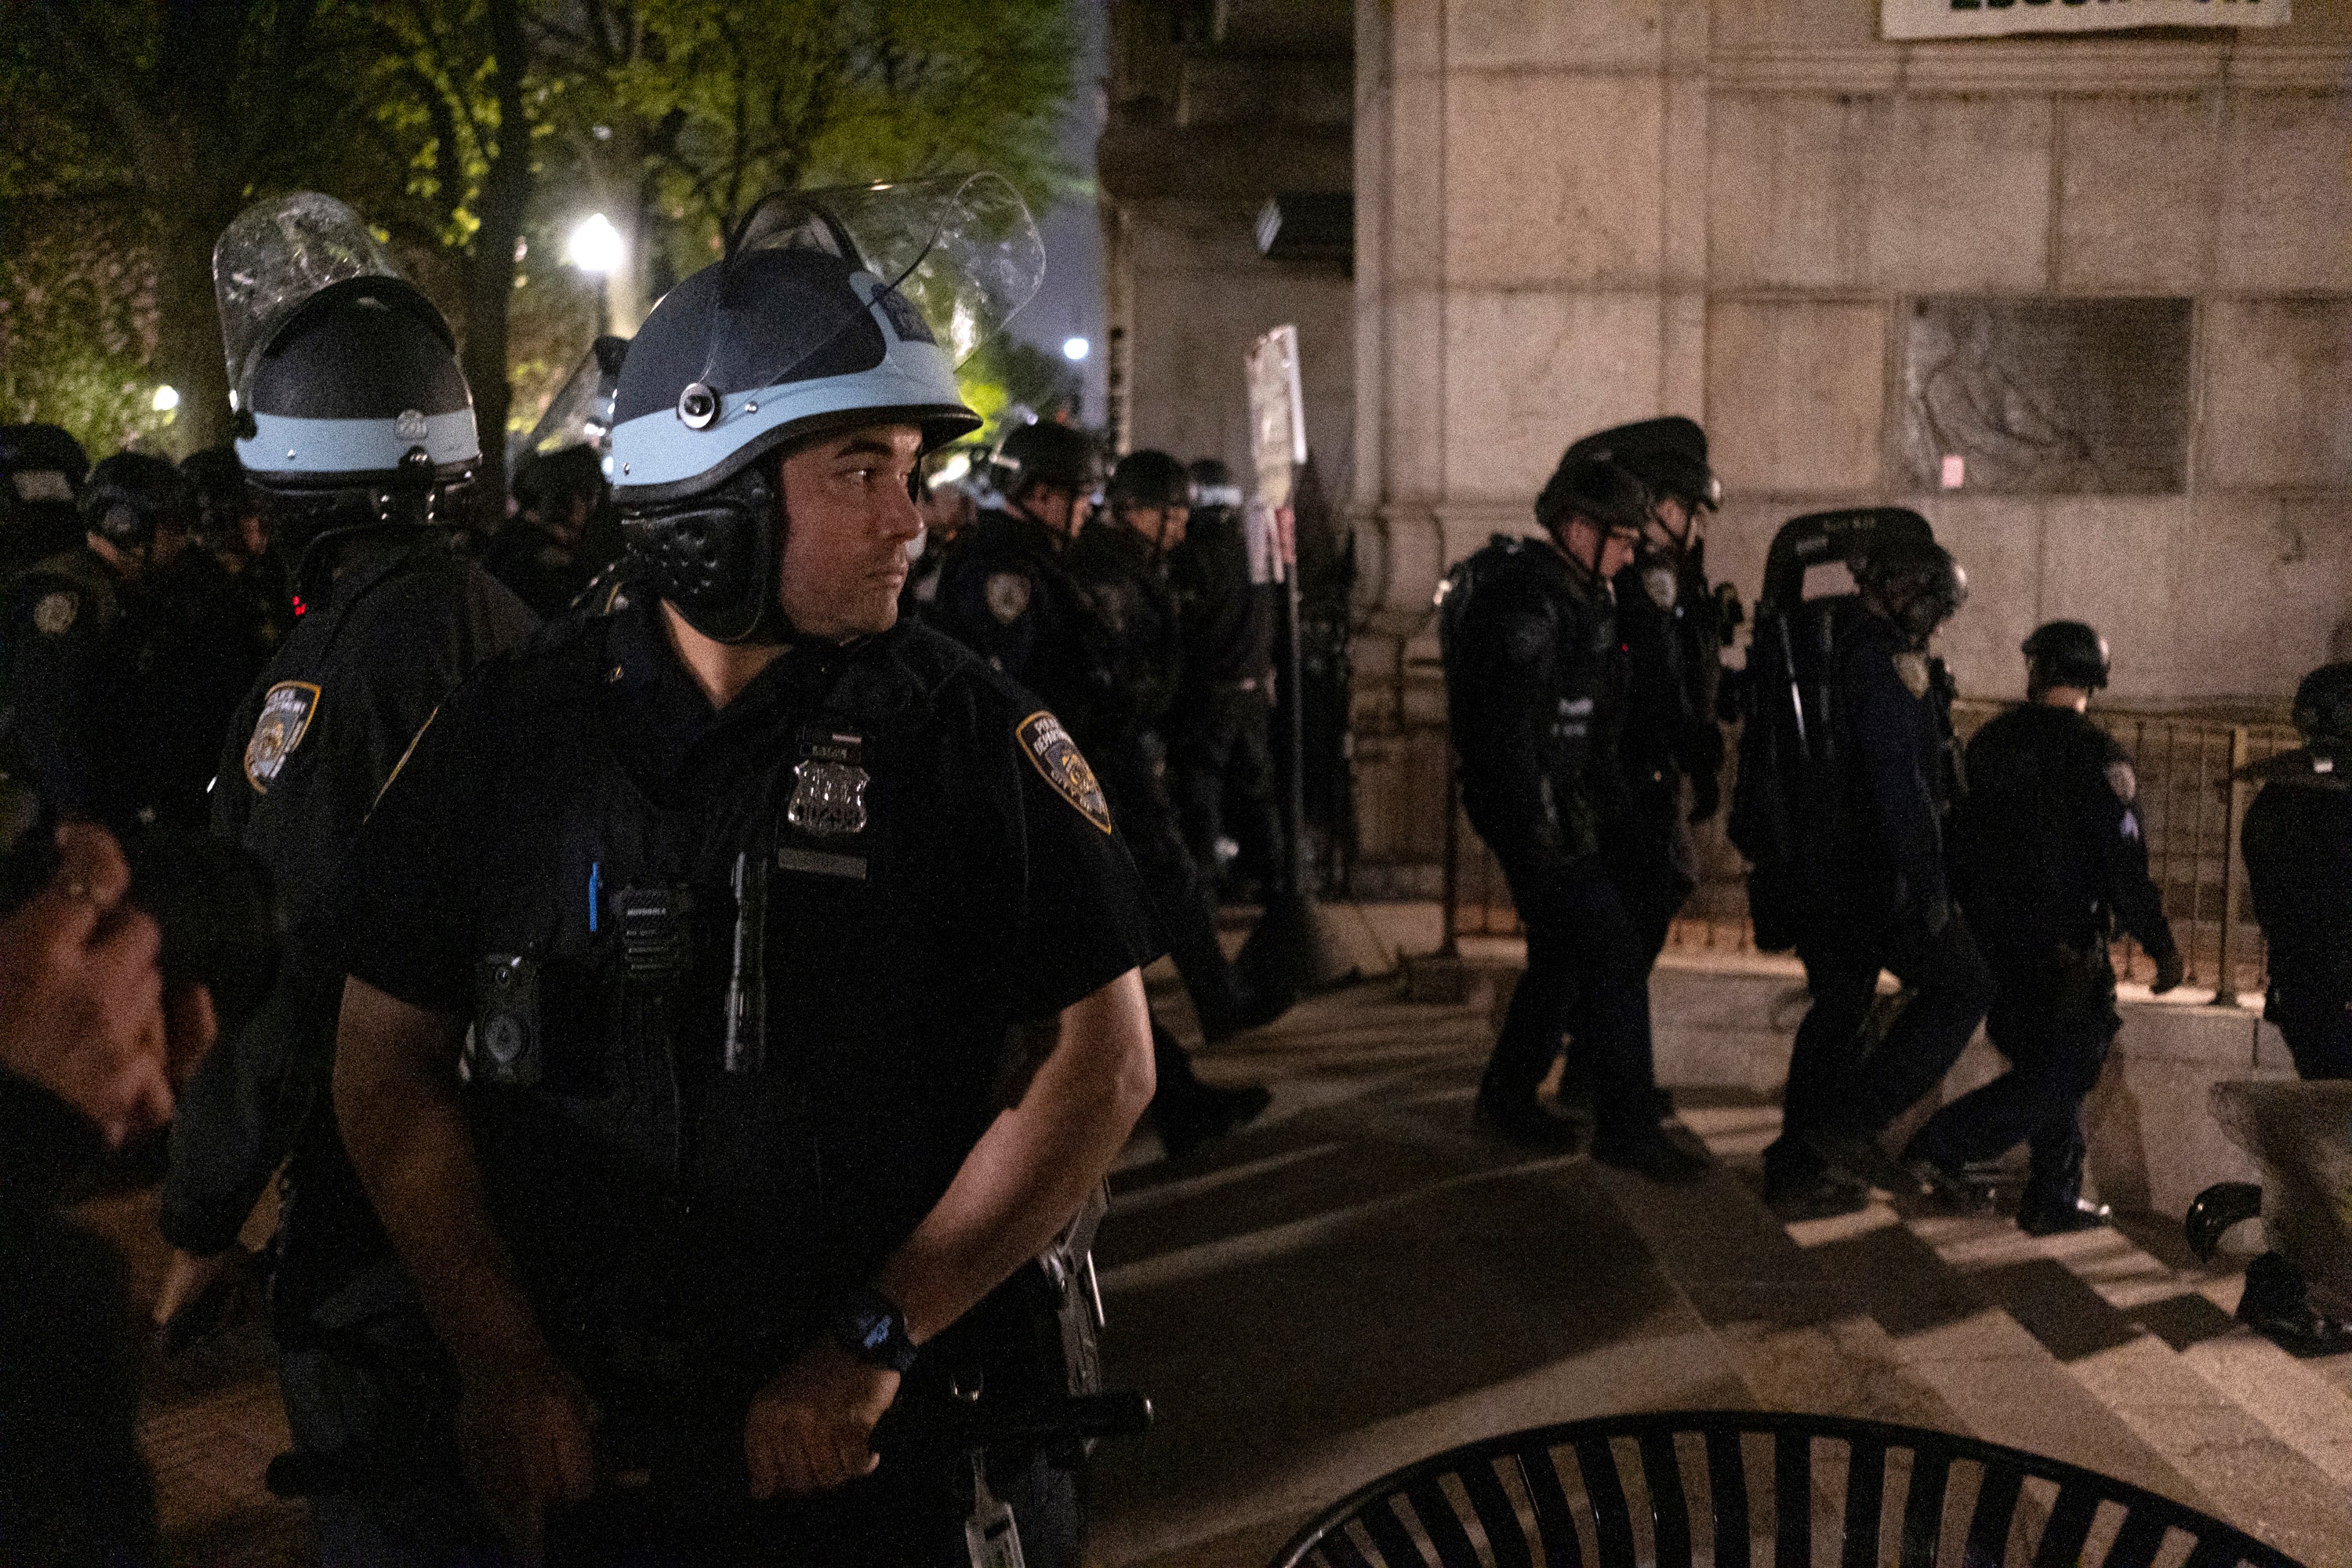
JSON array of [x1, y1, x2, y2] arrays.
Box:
[[95, 960, 2352, 1566]]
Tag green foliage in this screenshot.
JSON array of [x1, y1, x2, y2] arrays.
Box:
[[957, 332, 1081, 448], [0, 218, 177, 456]]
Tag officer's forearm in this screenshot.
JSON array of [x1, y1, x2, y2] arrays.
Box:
[[873, 967, 1155, 1348], [332, 976, 552, 1385]]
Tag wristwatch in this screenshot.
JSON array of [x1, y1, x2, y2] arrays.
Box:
[[826, 1284, 918, 1374]]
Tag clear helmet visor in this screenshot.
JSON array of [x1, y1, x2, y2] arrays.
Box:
[[524, 335, 630, 459], [684, 172, 1044, 406], [213, 193, 412, 406]]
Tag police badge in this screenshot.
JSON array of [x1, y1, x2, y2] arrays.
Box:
[[243, 681, 321, 793], [1017, 712, 1113, 833], [787, 731, 869, 837], [31, 591, 77, 637]]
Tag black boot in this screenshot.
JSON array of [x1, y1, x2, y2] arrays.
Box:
[[1474, 1080, 1584, 1152], [1591, 1123, 1710, 1184], [2237, 1251, 2352, 1357]]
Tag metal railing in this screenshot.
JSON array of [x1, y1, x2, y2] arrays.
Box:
[[1436, 702, 2296, 1004]]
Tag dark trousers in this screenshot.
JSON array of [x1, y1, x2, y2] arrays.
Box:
[[160, 970, 336, 1255], [1169, 684, 1285, 895], [1769, 912, 1995, 1178], [1094, 729, 1249, 1037], [1908, 944, 2119, 1205], [2249, 971, 2352, 1309], [1489, 858, 1661, 1138]]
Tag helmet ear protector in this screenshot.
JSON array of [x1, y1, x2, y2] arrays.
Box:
[[617, 459, 782, 644]]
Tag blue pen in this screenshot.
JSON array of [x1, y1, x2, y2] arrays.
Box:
[[588, 860, 602, 933]]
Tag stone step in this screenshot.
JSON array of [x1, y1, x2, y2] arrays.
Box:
[[1679, 1100, 2352, 1563]]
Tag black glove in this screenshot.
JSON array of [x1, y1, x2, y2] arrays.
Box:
[[2151, 946, 2186, 996], [1687, 768, 1721, 825]]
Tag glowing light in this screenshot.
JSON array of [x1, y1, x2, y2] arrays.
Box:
[[1062, 336, 1090, 362], [151, 385, 180, 413], [928, 452, 971, 491], [567, 214, 625, 275]]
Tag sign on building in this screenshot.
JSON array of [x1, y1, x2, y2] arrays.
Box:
[[1882, 0, 2287, 39]]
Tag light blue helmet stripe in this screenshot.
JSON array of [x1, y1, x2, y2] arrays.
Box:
[[609, 336, 966, 492], [238, 408, 480, 476]]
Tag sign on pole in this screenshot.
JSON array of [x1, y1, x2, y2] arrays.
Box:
[[1245, 325, 1307, 514], [1882, 0, 2286, 40]]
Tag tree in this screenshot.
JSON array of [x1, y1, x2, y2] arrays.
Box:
[[7, 0, 365, 452]]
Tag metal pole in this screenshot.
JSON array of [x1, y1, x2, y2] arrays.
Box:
[[2212, 725, 2251, 1007], [1281, 522, 1310, 898]]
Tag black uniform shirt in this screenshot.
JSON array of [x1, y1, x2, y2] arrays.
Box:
[[216, 528, 537, 953], [1613, 550, 1724, 800], [2244, 749, 2352, 982], [482, 517, 593, 621], [1833, 608, 1955, 928], [0, 547, 151, 831], [1167, 509, 1273, 690], [1439, 535, 1624, 876], [1065, 520, 1183, 737], [337, 597, 1159, 1351], [931, 507, 1117, 742], [1953, 702, 2175, 966]]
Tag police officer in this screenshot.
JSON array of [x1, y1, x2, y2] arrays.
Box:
[[487, 444, 603, 618], [1904, 622, 2182, 1234], [151, 194, 538, 1465], [1760, 532, 1996, 1220], [2230, 660, 2352, 1353], [0, 451, 190, 834], [938, 434, 1272, 1153], [180, 444, 292, 644], [1439, 448, 1707, 1181], [1565, 418, 1729, 966], [0, 423, 91, 575], [329, 175, 1159, 1564], [1065, 449, 1276, 1152], [898, 452, 978, 621], [1166, 457, 1284, 898]]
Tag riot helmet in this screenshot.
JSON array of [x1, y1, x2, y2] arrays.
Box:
[[1536, 449, 1650, 540], [1108, 449, 1189, 513], [0, 424, 89, 557], [180, 446, 261, 554], [213, 193, 480, 564], [1188, 457, 1243, 515], [993, 418, 1102, 506], [2022, 620, 2110, 695], [2292, 662, 2352, 747], [1566, 416, 1719, 515], [80, 452, 194, 563], [1854, 534, 1966, 646], [608, 174, 1042, 642]]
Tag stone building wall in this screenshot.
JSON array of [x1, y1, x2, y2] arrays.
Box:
[[1346, 0, 2352, 879]]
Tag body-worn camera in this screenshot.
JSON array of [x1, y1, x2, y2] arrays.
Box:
[[0, 772, 283, 1037]]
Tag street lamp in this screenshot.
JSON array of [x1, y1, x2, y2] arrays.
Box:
[[1062, 336, 1090, 362], [151, 385, 180, 413], [567, 213, 625, 275]]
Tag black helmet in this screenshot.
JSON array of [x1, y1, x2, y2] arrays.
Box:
[[0, 424, 89, 550], [2293, 662, 2352, 746], [1188, 457, 1242, 513], [80, 452, 194, 550], [1108, 449, 1189, 511], [1535, 449, 1650, 539], [180, 446, 256, 550], [214, 194, 480, 568], [1854, 534, 1966, 645], [1564, 416, 1719, 513], [608, 175, 1041, 643], [995, 419, 1101, 499], [2022, 620, 2110, 693]]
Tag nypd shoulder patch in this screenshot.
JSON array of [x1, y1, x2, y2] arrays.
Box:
[[31, 591, 77, 637], [985, 571, 1033, 625], [244, 681, 322, 793], [1017, 711, 1113, 834]]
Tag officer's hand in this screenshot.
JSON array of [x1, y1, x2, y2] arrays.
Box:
[[456, 1353, 599, 1561], [744, 1340, 901, 1498], [2151, 947, 2187, 996], [1688, 768, 1722, 824], [0, 822, 173, 1145]]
